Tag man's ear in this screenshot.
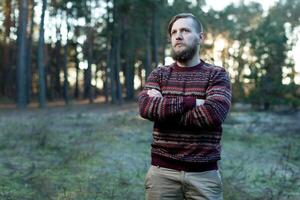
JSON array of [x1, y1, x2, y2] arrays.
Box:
[[199, 32, 204, 43]]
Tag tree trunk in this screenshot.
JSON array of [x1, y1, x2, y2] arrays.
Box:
[[115, 11, 123, 103], [87, 27, 94, 103], [105, 0, 114, 103], [145, 26, 152, 79], [125, 31, 135, 100], [124, 27, 135, 100], [26, 0, 35, 104], [55, 35, 62, 99], [63, 42, 69, 105], [151, 9, 159, 67], [103, 63, 109, 103], [63, 18, 70, 105], [16, 0, 29, 108], [108, 39, 117, 103], [162, 38, 166, 65], [2, 0, 12, 96], [125, 57, 135, 100], [74, 27, 80, 99], [37, 0, 47, 108]]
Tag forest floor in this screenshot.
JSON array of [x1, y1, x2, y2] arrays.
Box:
[[0, 102, 299, 200]]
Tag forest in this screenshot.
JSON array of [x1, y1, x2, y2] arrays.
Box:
[[0, 0, 300, 199], [0, 0, 299, 109]]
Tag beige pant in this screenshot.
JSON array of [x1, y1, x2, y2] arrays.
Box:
[[145, 165, 223, 200]]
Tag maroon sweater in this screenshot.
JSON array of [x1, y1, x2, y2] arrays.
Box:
[[138, 60, 232, 172]]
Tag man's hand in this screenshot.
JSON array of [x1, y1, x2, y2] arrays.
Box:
[[147, 89, 162, 97], [196, 99, 205, 106]]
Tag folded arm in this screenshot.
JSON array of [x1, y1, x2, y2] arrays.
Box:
[[138, 68, 195, 122], [179, 68, 232, 127]]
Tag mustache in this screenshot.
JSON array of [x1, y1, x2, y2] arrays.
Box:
[[174, 42, 184, 47]]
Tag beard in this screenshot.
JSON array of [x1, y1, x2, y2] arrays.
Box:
[[171, 42, 198, 63]]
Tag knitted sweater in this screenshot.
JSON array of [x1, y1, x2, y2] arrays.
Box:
[[138, 60, 231, 172]]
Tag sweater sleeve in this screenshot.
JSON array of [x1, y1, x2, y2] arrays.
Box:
[[179, 68, 231, 127], [138, 67, 196, 122]]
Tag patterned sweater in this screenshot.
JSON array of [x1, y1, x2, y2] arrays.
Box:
[[138, 60, 232, 172]]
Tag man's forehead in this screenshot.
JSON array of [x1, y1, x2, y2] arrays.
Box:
[[171, 18, 195, 30]]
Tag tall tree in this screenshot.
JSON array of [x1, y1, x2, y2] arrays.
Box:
[[78, 0, 96, 103], [37, 0, 47, 108], [84, 26, 94, 103], [26, 0, 35, 104], [221, 2, 263, 102], [63, 11, 70, 105], [105, 0, 117, 103], [54, 31, 62, 99], [1, 0, 12, 97], [113, 0, 123, 102], [249, 5, 288, 109], [151, 2, 159, 67], [73, 26, 80, 99], [16, 0, 29, 108]]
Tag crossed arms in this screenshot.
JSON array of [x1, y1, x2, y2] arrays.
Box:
[[138, 67, 232, 128]]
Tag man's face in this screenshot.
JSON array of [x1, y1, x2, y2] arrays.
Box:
[[170, 18, 201, 62]]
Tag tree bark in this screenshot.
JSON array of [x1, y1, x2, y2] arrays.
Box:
[[16, 0, 29, 108], [63, 42, 69, 105], [55, 33, 62, 99], [63, 14, 70, 105], [2, 0, 12, 96], [86, 27, 94, 103], [26, 0, 35, 104], [108, 39, 117, 103], [151, 9, 159, 67], [37, 0, 47, 108], [114, 5, 123, 103], [74, 27, 80, 99], [145, 26, 152, 79]]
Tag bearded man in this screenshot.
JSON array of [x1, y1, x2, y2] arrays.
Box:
[[138, 13, 232, 200]]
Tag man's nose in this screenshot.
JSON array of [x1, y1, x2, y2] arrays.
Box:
[[175, 33, 183, 40]]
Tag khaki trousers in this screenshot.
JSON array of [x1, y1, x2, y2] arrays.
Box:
[[145, 165, 223, 200]]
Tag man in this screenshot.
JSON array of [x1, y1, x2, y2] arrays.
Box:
[[138, 13, 231, 200]]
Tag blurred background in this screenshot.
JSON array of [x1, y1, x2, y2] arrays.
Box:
[[0, 0, 299, 109], [0, 0, 300, 200]]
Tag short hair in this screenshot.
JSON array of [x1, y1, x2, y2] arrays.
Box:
[[167, 13, 203, 36]]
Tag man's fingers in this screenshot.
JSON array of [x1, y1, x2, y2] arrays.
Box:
[[147, 89, 162, 97], [148, 91, 161, 97], [150, 90, 160, 96], [196, 99, 205, 106]]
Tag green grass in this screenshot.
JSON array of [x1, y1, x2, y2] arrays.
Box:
[[0, 104, 299, 199], [222, 111, 300, 200]]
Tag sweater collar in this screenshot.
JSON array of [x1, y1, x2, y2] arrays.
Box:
[[173, 59, 204, 72]]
